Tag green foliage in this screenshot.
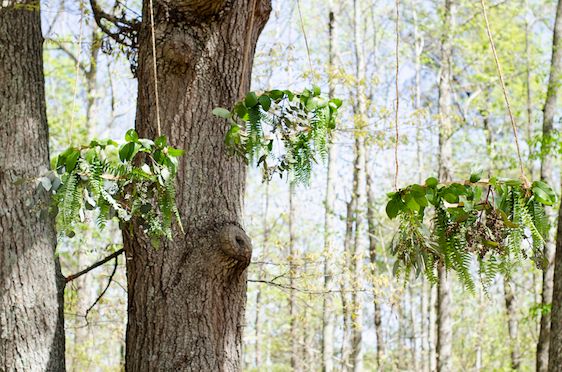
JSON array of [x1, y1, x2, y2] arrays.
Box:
[[386, 175, 556, 291], [213, 87, 342, 183], [39, 129, 184, 243]]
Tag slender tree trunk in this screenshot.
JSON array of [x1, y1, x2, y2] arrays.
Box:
[[254, 183, 270, 368], [436, 1, 454, 371], [429, 284, 437, 372], [538, 1, 562, 370], [504, 280, 521, 369], [123, 1, 271, 370], [366, 154, 384, 368], [350, 1, 366, 370], [0, 2, 65, 371], [288, 184, 301, 371], [321, 5, 337, 371], [340, 199, 354, 371]]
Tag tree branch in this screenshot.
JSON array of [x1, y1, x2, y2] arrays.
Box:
[[65, 247, 124, 283], [85, 254, 120, 321], [89, 0, 139, 47]]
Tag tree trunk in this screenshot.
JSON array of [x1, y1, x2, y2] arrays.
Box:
[[538, 1, 562, 370], [0, 2, 65, 371], [288, 184, 301, 371], [549, 185, 562, 372], [366, 154, 384, 368], [254, 183, 270, 368], [321, 5, 337, 371], [350, 1, 366, 370], [504, 279, 521, 370], [436, 1, 454, 371], [123, 1, 271, 370]]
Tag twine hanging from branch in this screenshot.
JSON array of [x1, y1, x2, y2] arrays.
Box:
[[148, 0, 162, 137], [393, 0, 400, 190], [480, 0, 527, 183]]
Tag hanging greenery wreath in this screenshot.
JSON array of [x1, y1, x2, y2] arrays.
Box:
[[214, 87, 342, 183], [386, 175, 556, 291], [39, 129, 184, 245]]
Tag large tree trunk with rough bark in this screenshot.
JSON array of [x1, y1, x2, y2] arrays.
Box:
[[123, 1, 271, 370], [549, 195, 562, 372], [538, 1, 562, 370], [0, 2, 65, 371]]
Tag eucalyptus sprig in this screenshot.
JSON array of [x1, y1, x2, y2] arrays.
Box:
[[386, 174, 556, 291], [39, 129, 184, 245], [213, 87, 342, 183]]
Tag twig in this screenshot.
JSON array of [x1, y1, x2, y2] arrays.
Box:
[[65, 247, 124, 283], [85, 254, 120, 321]]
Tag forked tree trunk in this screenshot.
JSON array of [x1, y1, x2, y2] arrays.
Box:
[[0, 2, 65, 371], [436, 0, 454, 370], [538, 1, 562, 370], [123, 1, 271, 370]]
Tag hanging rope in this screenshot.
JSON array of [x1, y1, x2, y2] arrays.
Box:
[[69, 1, 85, 145], [393, 0, 400, 190], [148, 0, 162, 136], [239, 0, 259, 99], [297, 0, 314, 80], [480, 0, 527, 182]]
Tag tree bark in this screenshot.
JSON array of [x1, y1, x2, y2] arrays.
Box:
[[321, 5, 337, 371], [288, 184, 301, 372], [538, 1, 562, 370], [436, 1, 454, 371], [504, 279, 521, 370], [0, 1, 65, 371], [549, 184, 562, 372], [123, 1, 271, 370], [366, 154, 384, 368]]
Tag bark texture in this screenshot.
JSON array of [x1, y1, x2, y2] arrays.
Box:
[[549, 195, 562, 372], [538, 1, 562, 370], [124, 1, 271, 370], [0, 2, 65, 371]]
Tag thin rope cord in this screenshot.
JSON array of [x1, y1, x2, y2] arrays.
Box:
[[393, 0, 400, 190], [239, 0, 258, 99], [297, 0, 314, 81], [480, 0, 526, 180], [69, 1, 85, 145], [148, 0, 161, 136]]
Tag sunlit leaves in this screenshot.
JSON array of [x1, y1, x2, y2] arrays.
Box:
[[214, 86, 342, 183], [386, 175, 556, 290], [43, 129, 184, 243]]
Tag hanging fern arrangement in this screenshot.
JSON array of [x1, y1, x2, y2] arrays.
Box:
[[38, 129, 184, 245], [213, 87, 342, 183], [386, 174, 556, 291]]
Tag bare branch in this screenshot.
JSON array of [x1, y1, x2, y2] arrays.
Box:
[[65, 247, 124, 283], [85, 254, 120, 321]]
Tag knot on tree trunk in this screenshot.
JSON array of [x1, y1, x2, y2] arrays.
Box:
[[218, 224, 252, 267]]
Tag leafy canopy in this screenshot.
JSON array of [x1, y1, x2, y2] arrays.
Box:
[[213, 87, 342, 183], [39, 129, 184, 245], [386, 174, 556, 291]]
